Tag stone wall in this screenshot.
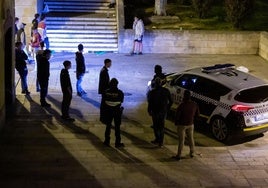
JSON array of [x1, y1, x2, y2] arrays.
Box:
[[119, 30, 260, 54], [259, 32, 268, 61]]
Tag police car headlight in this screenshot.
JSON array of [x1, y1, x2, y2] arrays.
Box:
[[147, 80, 151, 87]]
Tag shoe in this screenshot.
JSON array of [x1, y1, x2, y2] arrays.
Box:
[[115, 143, 125, 148], [21, 90, 26, 94], [172, 155, 181, 161], [158, 143, 164, 148], [129, 51, 135, 56], [41, 102, 51, 107], [61, 116, 75, 122], [103, 141, 110, 147], [138, 52, 143, 55], [150, 140, 158, 145], [190, 153, 195, 158], [25, 91, 30, 95], [77, 92, 82, 97]]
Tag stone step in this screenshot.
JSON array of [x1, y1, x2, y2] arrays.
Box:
[[47, 16, 116, 21], [50, 46, 118, 52], [47, 25, 117, 30], [49, 38, 117, 43], [47, 31, 117, 36]]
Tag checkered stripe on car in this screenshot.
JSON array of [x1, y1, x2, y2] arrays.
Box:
[[192, 93, 231, 110], [244, 107, 268, 116]]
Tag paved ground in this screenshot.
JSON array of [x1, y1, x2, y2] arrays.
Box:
[[1, 52, 268, 187]]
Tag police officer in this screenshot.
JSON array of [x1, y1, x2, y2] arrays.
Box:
[[102, 78, 125, 148]]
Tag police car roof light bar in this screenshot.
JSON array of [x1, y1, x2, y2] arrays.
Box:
[[202, 64, 235, 73]]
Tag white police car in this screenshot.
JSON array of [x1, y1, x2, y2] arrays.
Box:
[[161, 64, 268, 141]]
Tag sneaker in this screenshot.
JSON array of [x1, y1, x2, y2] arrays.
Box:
[[103, 141, 110, 147], [115, 143, 125, 148], [150, 140, 158, 145], [129, 51, 135, 56], [172, 155, 181, 161], [61, 116, 75, 122], [158, 143, 164, 148], [138, 52, 143, 55], [21, 90, 26, 94]]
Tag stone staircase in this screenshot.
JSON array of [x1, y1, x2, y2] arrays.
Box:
[[44, 0, 118, 52]]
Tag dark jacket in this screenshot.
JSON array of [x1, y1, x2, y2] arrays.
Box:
[[148, 86, 172, 114], [37, 56, 50, 81], [15, 48, 28, 71], [103, 87, 124, 108], [98, 66, 110, 94], [75, 51, 85, 78], [60, 68, 72, 93], [175, 100, 199, 126]]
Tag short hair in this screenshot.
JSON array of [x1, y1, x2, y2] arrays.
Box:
[[78, 43, 84, 51], [34, 13, 40, 18], [63, 60, 71, 67], [110, 78, 118, 87], [104, 59, 111, 64], [183, 90, 191, 101], [154, 65, 162, 74], [15, 41, 22, 47]]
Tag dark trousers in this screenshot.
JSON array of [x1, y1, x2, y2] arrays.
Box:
[[17, 67, 28, 92], [151, 111, 166, 144], [38, 78, 48, 104], [104, 106, 122, 144], [61, 91, 72, 117]]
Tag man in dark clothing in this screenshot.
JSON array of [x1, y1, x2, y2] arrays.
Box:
[[147, 77, 172, 147], [37, 49, 52, 107], [173, 90, 199, 161], [60, 60, 74, 121], [102, 78, 125, 148], [98, 59, 112, 123], [76, 43, 86, 96], [15, 42, 30, 95], [151, 64, 166, 88]]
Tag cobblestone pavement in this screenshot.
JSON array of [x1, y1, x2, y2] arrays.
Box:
[[1, 53, 268, 187]]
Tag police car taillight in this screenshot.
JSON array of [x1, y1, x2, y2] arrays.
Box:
[[231, 104, 254, 112]]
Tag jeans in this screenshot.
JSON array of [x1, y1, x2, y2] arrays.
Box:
[[43, 37, 50, 49], [151, 111, 166, 144], [76, 73, 84, 94], [18, 67, 28, 92], [177, 125, 195, 157]]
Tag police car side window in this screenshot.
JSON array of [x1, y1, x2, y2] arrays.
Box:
[[175, 74, 197, 90], [193, 77, 230, 100]]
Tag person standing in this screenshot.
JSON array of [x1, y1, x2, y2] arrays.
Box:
[[147, 77, 172, 147], [15, 42, 30, 95], [38, 14, 49, 49], [75, 43, 86, 96], [31, 13, 40, 36], [130, 15, 145, 55], [31, 28, 42, 71], [98, 59, 112, 123], [173, 90, 200, 161], [16, 22, 27, 54], [60, 60, 75, 121], [37, 49, 52, 107], [35, 41, 45, 92], [102, 78, 125, 148]]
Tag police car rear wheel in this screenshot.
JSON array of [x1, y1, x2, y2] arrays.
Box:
[[211, 117, 229, 141]]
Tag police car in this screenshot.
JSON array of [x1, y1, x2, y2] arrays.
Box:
[[160, 64, 268, 141]]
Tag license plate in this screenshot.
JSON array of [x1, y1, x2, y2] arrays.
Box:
[[254, 113, 268, 122]]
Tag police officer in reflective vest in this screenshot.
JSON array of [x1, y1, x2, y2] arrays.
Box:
[[102, 78, 125, 148]]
